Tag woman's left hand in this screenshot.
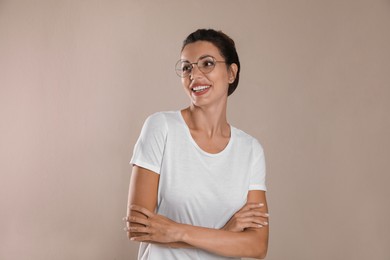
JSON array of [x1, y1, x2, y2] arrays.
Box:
[[125, 205, 183, 244], [222, 203, 269, 232]]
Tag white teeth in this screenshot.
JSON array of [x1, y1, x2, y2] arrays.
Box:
[[192, 85, 210, 92]]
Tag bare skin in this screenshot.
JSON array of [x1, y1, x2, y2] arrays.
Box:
[[125, 41, 269, 258]]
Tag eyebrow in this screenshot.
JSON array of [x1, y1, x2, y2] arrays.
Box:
[[181, 54, 214, 63]]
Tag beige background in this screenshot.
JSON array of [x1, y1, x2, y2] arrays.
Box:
[[1, 0, 389, 259]]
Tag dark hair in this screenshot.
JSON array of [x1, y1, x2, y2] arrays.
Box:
[[181, 29, 240, 96]]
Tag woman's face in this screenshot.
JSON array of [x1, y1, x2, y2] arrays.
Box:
[[180, 41, 236, 108]]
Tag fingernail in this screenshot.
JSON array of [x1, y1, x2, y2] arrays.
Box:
[[259, 203, 264, 207], [264, 213, 269, 217], [263, 222, 268, 225], [258, 224, 263, 228]]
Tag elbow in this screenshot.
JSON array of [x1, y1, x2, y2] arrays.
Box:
[[247, 229, 268, 259], [255, 250, 267, 259], [247, 240, 268, 259], [252, 246, 268, 259]]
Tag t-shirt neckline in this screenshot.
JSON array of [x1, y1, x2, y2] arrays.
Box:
[[177, 110, 234, 157]]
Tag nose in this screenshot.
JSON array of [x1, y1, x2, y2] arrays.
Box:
[[189, 64, 203, 80]]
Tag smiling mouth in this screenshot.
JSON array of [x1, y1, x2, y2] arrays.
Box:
[[192, 85, 211, 93]]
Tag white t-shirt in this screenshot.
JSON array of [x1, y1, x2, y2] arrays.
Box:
[[130, 111, 267, 260]]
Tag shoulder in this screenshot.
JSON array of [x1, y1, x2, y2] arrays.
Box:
[[145, 111, 178, 122], [143, 111, 173, 125], [233, 126, 264, 154], [142, 111, 180, 132]]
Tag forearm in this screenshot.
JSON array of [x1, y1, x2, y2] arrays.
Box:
[[150, 241, 194, 249], [126, 166, 159, 239], [128, 191, 269, 258], [139, 225, 266, 257], [177, 224, 268, 259], [161, 202, 269, 251], [129, 208, 266, 257]]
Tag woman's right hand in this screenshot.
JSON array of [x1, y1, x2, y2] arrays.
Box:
[[222, 203, 269, 232]]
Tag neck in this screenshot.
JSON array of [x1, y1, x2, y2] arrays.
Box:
[[184, 101, 229, 138]]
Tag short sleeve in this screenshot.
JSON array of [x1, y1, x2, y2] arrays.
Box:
[[130, 113, 168, 174], [249, 139, 267, 191]]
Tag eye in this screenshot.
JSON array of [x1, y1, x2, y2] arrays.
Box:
[[181, 63, 192, 72], [200, 58, 215, 68]]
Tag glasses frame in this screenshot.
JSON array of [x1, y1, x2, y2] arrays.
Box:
[[175, 55, 226, 78]]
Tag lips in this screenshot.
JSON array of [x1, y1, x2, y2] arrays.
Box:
[[192, 85, 211, 93]]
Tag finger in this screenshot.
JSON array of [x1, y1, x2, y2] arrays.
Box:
[[241, 203, 264, 211], [234, 204, 263, 218], [238, 210, 269, 218], [128, 216, 150, 226], [123, 227, 149, 236], [122, 216, 148, 226], [240, 216, 269, 226], [238, 203, 265, 215], [244, 223, 264, 229], [249, 202, 265, 208], [130, 235, 152, 242], [127, 226, 151, 233], [245, 203, 264, 210], [234, 209, 268, 219], [130, 205, 154, 218]]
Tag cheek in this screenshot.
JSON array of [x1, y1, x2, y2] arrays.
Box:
[[214, 67, 230, 81], [212, 71, 230, 88], [181, 78, 191, 91]]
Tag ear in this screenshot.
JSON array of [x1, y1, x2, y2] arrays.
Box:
[[228, 63, 238, 83]]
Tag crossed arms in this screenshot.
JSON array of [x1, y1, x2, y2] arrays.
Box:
[[125, 165, 269, 259]]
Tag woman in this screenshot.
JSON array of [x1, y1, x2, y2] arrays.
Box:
[[124, 29, 269, 259]]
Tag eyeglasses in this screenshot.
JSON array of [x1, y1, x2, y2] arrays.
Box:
[[175, 55, 226, 78]]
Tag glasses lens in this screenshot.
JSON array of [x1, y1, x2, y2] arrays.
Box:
[[198, 56, 216, 74], [175, 56, 218, 77], [175, 60, 191, 77]]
